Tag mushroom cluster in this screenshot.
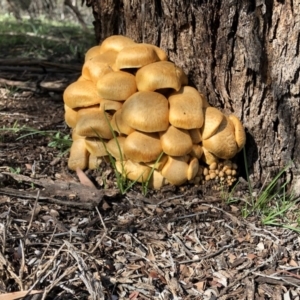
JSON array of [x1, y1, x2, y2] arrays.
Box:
[[63, 35, 246, 189]]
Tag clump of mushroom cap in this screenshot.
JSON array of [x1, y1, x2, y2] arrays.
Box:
[[76, 105, 114, 139], [64, 104, 78, 128], [115, 159, 152, 182], [160, 125, 193, 156], [106, 136, 126, 161], [85, 137, 108, 157], [201, 107, 224, 140], [228, 115, 246, 152], [135, 61, 188, 92], [115, 44, 163, 70], [82, 51, 117, 83], [202, 117, 238, 159], [161, 156, 189, 185], [98, 35, 136, 55], [97, 71, 137, 101], [121, 91, 169, 132], [111, 109, 135, 135], [63, 80, 102, 109], [123, 131, 162, 163], [168, 86, 204, 129]]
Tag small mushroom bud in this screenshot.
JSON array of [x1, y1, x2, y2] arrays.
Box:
[[203, 168, 209, 176], [209, 162, 217, 170], [205, 175, 211, 181], [210, 173, 217, 180]]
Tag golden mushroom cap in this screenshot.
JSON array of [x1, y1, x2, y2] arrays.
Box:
[[228, 115, 246, 152], [63, 80, 102, 109], [115, 44, 161, 69], [202, 117, 238, 159], [116, 159, 152, 182], [98, 35, 136, 54], [68, 138, 89, 171], [97, 71, 137, 101], [135, 61, 188, 92], [85, 137, 108, 157], [161, 156, 189, 185], [121, 91, 169, 132], [111, 109, 135, 135], [147, 44, 168, 61], [85, 45, 102, 61], [123, 131, 162, 163], [149, 170, 168, 189], [82, 51, 117, 83], [76, 105, 114, 139], [64, 104, 78, 128], [168, 86, 204, 129], [160, 125, 193, 156], [201, 107, 225, 140], [106, 136, 126, 161]]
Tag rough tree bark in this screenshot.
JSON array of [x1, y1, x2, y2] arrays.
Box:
[[86, 0, 300, 191]]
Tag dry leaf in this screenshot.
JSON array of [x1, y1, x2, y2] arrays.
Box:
[[247, 253, 257, 260], [129, 291, 139, 299], [76, 167, 96, 189], [228, 253, 236, 264], [289, 259, 298, 267], [194, 281, 205, 291]]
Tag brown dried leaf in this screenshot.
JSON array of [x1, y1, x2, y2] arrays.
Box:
[[194, 281, 205, 291], [76, 167, 96, 189]]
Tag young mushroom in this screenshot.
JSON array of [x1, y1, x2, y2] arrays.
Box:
[[201, 107, 225, 140], [82, 51, 117, 83], [161, 156, 189, 185], [202, 117, 238, 159], [121, 91, 169, 132], [97, 71, 137, 101], [160, 125, 193, 156], [123, 131, 162, 163], [98, 35, 136, 54], [168, 86, 204, 129], [63, 80, 102, 109], [115, 44, 161, 70], [135, 61, 188, 92]]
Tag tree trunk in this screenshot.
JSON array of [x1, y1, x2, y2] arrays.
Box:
[[86, 0, 300, 191]]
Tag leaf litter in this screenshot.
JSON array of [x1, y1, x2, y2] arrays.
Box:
[[1, 66, 300, 300]]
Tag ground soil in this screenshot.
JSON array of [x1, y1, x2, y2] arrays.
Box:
[[0, 53, 300, 300]]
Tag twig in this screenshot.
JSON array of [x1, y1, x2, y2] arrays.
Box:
[[25, 190, 40, 236], [179, 242, 235, 264], [89, 207, 108, 254]]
